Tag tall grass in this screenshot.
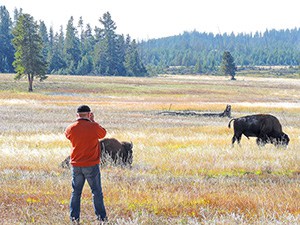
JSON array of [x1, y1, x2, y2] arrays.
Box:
[[0, 74, 299, 224]]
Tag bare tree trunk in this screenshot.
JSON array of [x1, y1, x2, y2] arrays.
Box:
[[28, 74, 33, 92]]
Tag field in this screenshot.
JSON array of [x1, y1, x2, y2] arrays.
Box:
[[0, 74, 299, 224]]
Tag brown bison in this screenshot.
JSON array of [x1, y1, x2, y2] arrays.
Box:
[[228, 114, 289, 147], [101, 138, 133, 166], [61, 138, 133, 168]]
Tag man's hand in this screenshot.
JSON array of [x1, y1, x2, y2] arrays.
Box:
[[89, 112, 95, 122]]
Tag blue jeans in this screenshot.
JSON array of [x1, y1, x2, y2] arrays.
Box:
[[70, 164, 107, 221]]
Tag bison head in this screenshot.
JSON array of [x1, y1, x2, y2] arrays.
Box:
[[278, 133, 290, 146], [271, 132, 290, 147]]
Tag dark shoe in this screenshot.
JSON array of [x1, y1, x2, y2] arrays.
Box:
[[71, 218, 80, 225], [97, 217, 108, 224], [71, 220, 80, 225]]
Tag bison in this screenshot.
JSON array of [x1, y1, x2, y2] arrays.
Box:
[[61, 138, 133, 168], [101, 138, 133, 166], [228, 114, 289, 147]]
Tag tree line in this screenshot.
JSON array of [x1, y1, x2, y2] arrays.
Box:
[[1, 4, 299, 79], [139, 29, 300, 75], [0, 6, 147, 78]]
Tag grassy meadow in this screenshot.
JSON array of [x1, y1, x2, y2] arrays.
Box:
[[0, 74, 299, 224]]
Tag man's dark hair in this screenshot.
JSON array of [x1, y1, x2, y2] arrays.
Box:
[[77, 105, 91, 113]]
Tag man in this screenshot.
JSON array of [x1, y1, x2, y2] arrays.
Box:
[[65, 105, 107, 224]]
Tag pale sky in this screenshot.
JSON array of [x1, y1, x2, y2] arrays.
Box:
[[2, 0, 299, 40]]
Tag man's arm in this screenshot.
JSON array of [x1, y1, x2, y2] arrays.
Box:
[[90, 112, 106, 138], [96, 124, 106, 139]]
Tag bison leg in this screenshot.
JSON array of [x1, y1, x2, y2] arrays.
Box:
[[256, 138, 266, 146], [236, 135, 242, 146], [111, 152, 118, 164], [100, 151, 109, 166], [231, 134, 242, 147], [120, 150, 128, 166], [256, 135, 267, 146], [231, 136, 237, 146]]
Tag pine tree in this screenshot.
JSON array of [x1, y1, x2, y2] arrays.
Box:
[[77, 55, 93, 75], [77, 23, 95, 74], [48, 30, 66, 74], [13, 8, 22, 26], [47, 26, 54, 73], [95, 12, 119, 75], [77, 16, 84, 42], [125, 39, 147, 76], [0, 6, 14, 72], [39, 21, 49, 69], [220, 51, 237, 80], [194, 59, 202, 74], [12, 13, 47, 92], [115, 34, 126, 75], [82, 24, 95, 55], [64, 16, 81, 74]]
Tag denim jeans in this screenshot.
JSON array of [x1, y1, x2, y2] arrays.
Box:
[[70, 164, 107, 221]]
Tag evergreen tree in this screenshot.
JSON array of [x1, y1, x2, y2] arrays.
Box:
[[93, 38, 107, 75], [77, 16, 84, 42], [125, 39, 147, 76], [220, 51, 237, 80], [115, 34, 126, 75], [82, 24, 95, 55], [13, 8, 22, 26], [39, 21, 49, 69], [48, 27, 54, 51], [47, 26, 54, 73], [0, 6, 14, 72], [194, 58, 202, 74], [12, 13, 47, 91], [77, 23, 95, 74], [64, 16, 81, 74], [77, 54, 93, 75], [48, 30, 67, 74], [94, 12, 119, 75]]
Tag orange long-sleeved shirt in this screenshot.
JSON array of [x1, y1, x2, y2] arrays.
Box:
[[65, 118, 106, 167]]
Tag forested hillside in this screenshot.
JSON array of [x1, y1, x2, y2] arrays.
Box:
[[139, 29, 300, 74], [1, 5, 299, 76]]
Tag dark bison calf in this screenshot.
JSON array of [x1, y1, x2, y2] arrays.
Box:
[[228, 114, 289, 147], [61, 138, 133, 168]]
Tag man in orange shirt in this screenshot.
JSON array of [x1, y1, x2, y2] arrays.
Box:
[[65, 105, 107, 224]]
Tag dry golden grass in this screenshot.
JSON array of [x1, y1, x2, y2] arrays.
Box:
[[0, 74, 299, 224]]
